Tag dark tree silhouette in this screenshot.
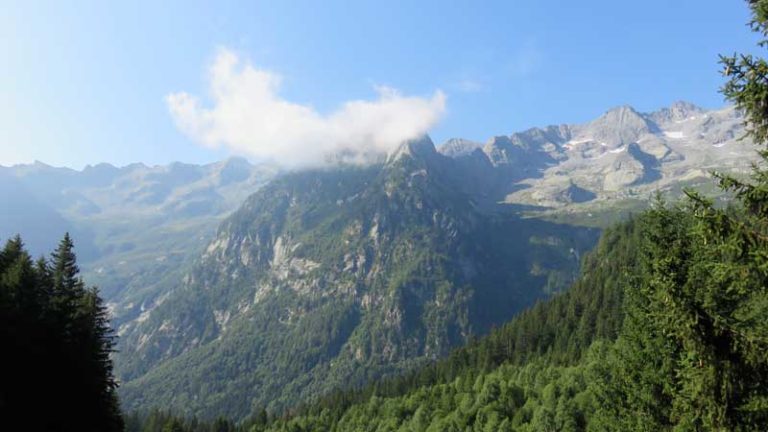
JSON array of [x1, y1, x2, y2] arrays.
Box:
[[0, 233, 123, 431]]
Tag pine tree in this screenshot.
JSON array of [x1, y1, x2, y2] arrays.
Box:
[[0, 234, 23, 273], [0, 233, 124, 431], [50, 233, 84, 330], [591, 2, 768, 429], [52, 233, 124, 430]]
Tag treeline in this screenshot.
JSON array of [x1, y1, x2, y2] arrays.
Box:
[[133, 184, 768, 431], [0, 233, 123, 430], [124, 410, 250, 432]]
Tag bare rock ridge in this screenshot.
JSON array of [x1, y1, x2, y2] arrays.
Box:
[[439, 138, 483, 158], [438, 102, 755, 207]]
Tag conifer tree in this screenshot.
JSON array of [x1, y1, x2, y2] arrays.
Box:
[[591, 1, 768, 430], [0, 233, 124, 431], [50, 233, 84, 329]]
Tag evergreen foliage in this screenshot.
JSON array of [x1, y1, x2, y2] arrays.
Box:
[[248, 219, 637, 431], [124, 409, 249, 432], [0, 233, 123, 431]]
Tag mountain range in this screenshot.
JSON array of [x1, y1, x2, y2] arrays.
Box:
[[0, 101, 758, 420], [0, 159, 278, 327], [438, 102, 752, 218]]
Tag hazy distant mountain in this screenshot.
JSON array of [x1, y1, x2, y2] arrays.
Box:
[[438, 138, 483, 158], [0, 158, 278, 325], [1, 157, 277, 219], [116, 137, 598, 419], [0, 171, 79, 257]]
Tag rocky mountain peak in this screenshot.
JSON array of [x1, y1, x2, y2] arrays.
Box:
[[387, 135, 438, 163], [579, 104, 655, 147], [650, 100, 706, 124], [669, 100, 704, 114], [213, 156, 258, 185], [438, 138, 483, 158], [594, 104, 646, 126], [218, 155, 252, 168]]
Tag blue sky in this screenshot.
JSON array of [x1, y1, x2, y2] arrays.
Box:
[[0, 0, 760, 168]]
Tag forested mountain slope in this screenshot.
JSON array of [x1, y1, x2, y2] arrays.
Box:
[[247, 219, 638, 431], [245, 186, 768, 431], [117, 137, 599, 419]]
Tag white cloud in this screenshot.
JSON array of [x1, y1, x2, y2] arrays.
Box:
[[167, 48, 447, 167]]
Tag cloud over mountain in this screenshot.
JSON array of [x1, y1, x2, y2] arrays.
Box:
[[167, 49, 446, 167]]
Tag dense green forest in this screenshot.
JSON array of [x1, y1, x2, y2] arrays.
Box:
[[0, 234, 123, 430]]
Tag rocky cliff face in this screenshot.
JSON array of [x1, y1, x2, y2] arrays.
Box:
[[117, 137, 599, 419]]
